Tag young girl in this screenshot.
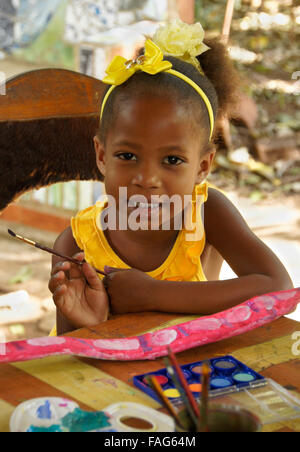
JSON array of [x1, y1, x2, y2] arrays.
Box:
[[48, 20, 293, 336]]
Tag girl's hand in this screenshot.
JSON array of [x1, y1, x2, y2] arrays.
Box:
[[49, 253, 109, 329], [103, 267, 157, 315]]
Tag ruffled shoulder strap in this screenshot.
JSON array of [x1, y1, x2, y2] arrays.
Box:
[[71, 200, 122, 276], [183, 181, 208, 240], [194, 180, 209, 201], [71, 202, 104, 251], [70, 182, 210, 281], [157, 182, 208, 281]]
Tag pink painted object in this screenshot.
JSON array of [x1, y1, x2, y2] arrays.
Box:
[[0, 288, 299, 363]]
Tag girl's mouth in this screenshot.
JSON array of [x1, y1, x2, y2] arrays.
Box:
[[128, 201, 161, 209], [127, 201, 162, 217]]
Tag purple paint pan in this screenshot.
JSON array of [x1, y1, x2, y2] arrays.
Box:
[[213, 359, 237, 374], [190, 363, 212, 378]]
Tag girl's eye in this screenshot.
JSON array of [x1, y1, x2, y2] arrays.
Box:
[[164, 156, 183, 166], [117, 152, 137, 161]]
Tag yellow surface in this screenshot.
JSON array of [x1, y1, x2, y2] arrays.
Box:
[[232, 334, 296, 372], [231, 334, 300, 432], [144, 315, 199, 333], [261, 420, 300, 432], [13, 355, 159, 411], [0, 399, 15, 432]]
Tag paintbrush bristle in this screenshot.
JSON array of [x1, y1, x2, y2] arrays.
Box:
[[8, 229, 16, 237]]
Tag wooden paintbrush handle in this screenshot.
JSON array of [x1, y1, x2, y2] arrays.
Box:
[[36, 244, 106, 276]]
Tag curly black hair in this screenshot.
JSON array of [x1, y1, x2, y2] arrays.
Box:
[[98, 37, 240, 150]]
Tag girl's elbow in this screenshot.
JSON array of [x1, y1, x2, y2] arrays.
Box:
[[281, 279, 294, 291], [271, 275, 294, 292]]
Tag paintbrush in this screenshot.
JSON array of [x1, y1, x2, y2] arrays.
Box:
[[8, 229, 106, 276], [145, 376, 183, 428], [163, 357, 198, 430], [167, 346, 200, 419], [198, 360, 211, 432]]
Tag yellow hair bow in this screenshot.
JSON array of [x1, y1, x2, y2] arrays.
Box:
[[102, 39, 172, 85], [100, 38, 215, 140]]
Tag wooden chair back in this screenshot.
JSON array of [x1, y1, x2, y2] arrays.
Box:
[[0, 69, 105, 212]]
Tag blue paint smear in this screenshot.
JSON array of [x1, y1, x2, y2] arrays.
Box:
[[73, 338, 95, 350], [220, 318, 233, 328], [29, 409, 111, 432], [27, 424, 63, 432], [138, 336, 152, 352], [36, 400, 52, 419], [13, 342, 25, 350], [28, 407, 112, 432], [177, 326, 189, 337], [61, 408, 111, 432], [247, 301, 260, 313]]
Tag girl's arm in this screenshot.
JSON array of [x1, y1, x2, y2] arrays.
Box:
[[150, 188, 293, 315]]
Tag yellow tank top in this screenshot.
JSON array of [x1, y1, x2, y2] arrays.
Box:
[[49, 182, 210, 337], [71, 182, 209, 283]]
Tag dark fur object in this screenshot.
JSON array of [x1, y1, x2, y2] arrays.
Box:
[[0, 116, 103, 211]]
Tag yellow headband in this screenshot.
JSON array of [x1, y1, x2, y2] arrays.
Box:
[[100, 39, 214, 140]]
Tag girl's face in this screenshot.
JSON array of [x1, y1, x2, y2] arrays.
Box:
[[94, 94, 214, 230]]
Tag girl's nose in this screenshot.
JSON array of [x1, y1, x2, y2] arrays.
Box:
[[131, 164, 162, 189]]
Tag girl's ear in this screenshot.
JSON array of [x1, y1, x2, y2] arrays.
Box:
[[94, 136, 106, 177], [195, 150, 216, 184]]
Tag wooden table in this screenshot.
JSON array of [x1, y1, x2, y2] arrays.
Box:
[[0, 313, 299, 432]]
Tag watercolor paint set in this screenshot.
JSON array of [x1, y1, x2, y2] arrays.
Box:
[[134, 355, 300, 425], [133, 355, 266, 406]]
